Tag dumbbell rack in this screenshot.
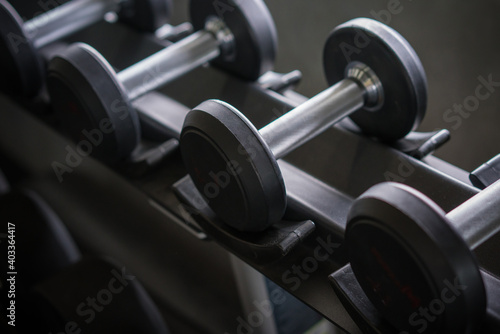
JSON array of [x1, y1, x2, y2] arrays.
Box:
[[1, 20, 500, 333]]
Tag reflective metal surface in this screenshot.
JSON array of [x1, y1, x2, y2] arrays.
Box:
[[449, 179, 500, 249], [119, 30, 219, 100], [26, 0, 118, 48], [261, 79, 364, 159]]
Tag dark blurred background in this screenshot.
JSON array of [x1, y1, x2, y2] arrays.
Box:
[[166, 0, 500, 172]]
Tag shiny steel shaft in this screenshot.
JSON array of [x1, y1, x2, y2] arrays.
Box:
[[25, 0, 119, 49], [448, 179, 500, 249], [260, 79, 365, 159], [118, 30, 220, 101]]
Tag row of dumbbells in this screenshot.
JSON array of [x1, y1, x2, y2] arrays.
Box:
[[1, 0, 179, 97], [0, 168, 170, 333], [2, 0, 425, 163], [2, 0, 499, 333]]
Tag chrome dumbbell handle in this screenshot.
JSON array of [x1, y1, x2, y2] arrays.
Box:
[[118, 17, 233, 101], [260, 63, 382, 159], [24, 0, 120, 49], [448, 179, 500, 249]]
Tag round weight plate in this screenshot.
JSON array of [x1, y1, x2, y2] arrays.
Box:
[[180, 100, 286, 232], [0, 0, 43, 96], [189, 0, 277, 81], [119, 0, 173, 32], [346, 182, 485, 334], [324, 18, 427, 141], [47, 43, 140, 162]]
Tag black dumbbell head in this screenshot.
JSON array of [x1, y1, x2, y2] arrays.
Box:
[[190, 0, 277, 81], [119, 0, 173, 33], [0, 0, 43, 96], [181, 100, 286, 232], [346, 182, 485, 334], [47, 43, 140, 162], [324, 18, 427, 141]]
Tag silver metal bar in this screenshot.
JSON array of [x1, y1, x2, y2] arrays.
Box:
[[25, 0, 119, 49], [448, 179, 500, 249], [260, 79, 365, 159], [118, 30, 220, 101], [155, 22, 193, 41]]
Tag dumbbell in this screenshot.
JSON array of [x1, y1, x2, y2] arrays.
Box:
[[180, 18, 427, 232], [47, 0, 277, 161], [345, 180, 500, 334], [0, 0, 172, 96]]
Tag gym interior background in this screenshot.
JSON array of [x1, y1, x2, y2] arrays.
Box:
[[2, 0, 500, 333], [168, 0, 500, 172]]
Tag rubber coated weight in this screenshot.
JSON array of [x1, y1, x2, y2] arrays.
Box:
[[0, 0, 43, 96], [47, 43, 140, 161], [346, 183, 485, 334], [182, 100, 286, 232], [323, 18, 427, 141], [190, 0, 278, 80], [324, 18, 427, 141]]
